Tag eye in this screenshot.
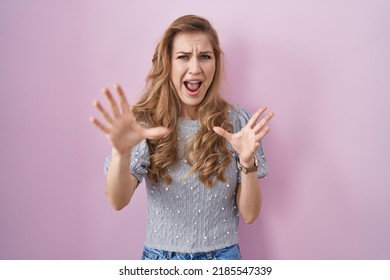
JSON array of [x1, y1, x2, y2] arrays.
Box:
[[200, 54, 212, 60], [177, 55, 189, 60]]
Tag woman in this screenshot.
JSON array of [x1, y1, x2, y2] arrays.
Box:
[[90, 15, 274, 260]]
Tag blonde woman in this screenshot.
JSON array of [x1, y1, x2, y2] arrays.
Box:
[[90, 15, 274, 260]]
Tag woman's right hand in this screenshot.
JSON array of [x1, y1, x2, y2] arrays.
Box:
[[90, 84, 169, 155]]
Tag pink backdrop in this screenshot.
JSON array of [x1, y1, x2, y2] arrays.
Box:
[[1, 0, 389, 259]]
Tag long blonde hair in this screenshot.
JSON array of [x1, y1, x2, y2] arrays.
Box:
[[132, 15, 232, 188]]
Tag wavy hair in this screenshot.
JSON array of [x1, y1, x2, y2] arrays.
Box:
[[132, 15, 232, 188]]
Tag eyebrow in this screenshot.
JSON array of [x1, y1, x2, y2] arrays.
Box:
[[175, 51, 213, 55]]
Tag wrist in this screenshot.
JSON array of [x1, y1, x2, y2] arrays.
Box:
[[239, 156, 255, 167], [112, 147, 131, 158], [237, 155, 258, 174]]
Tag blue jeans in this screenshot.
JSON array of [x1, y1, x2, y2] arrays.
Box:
[[141, 244, 241, 260]]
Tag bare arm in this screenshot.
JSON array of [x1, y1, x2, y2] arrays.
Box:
[[235, 158, 262, 224], [90, 84, 168, 210], [214, 106, 274, 224], [105, 149, 139, 210]]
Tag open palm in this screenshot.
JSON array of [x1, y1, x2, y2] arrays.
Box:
[[213, 106, 274, 164], [90, 84, 169, 155]]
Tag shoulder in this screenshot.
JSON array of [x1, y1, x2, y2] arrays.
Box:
[[228, 104, 252, 132]]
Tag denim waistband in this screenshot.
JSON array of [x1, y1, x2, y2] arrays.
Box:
[[142, 244, 241, 260]]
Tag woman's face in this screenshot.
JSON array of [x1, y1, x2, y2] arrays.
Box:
[[171, 32, 216, 119]]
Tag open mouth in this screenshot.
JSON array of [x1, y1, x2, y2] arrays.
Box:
[[184, 81, 202, 92]]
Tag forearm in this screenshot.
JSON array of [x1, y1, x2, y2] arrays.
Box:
[[236, 158, 262, 224], [105, 149, 137, 210]]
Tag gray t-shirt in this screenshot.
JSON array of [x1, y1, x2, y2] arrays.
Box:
[[105, 105, 268, 253]]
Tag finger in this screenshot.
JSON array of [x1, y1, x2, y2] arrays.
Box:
[[102, 87, 121, 118], [255, 126, 271, 142], [213, 126, 233, 142], [247, 106, 267, 128], [143, 127, 170, 140], [93, 100, 114, 124], [89, 116, 110, 134], [253, 111, 274, 133], [115, 84, 131, 114]]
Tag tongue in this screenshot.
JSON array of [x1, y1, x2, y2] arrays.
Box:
[[185, 82, 201, 92]]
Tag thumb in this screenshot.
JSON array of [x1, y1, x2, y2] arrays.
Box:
[[144, 127, 170, 140], [213, 126, 233, 142]]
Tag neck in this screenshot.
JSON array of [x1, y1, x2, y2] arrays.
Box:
[[180, 106, 198, 120]]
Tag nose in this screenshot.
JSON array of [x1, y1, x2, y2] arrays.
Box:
[[188, 57, 201, 75]]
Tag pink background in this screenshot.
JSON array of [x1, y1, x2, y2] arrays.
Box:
[[1, 0, 389, 259]]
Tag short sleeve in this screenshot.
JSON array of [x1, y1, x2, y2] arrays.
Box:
[[104, 140, 150, 186], [230, 105, 269, 184]]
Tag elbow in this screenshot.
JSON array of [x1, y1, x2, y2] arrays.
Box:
[[106, 191, 129, 211], [111, 202, 126, 211], [244, 218, 255, 224], [243, 214, 258, 224], [242, 209, 261, 224]]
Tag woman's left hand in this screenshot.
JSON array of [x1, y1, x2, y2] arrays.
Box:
[[213, 106, 274, 165]]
